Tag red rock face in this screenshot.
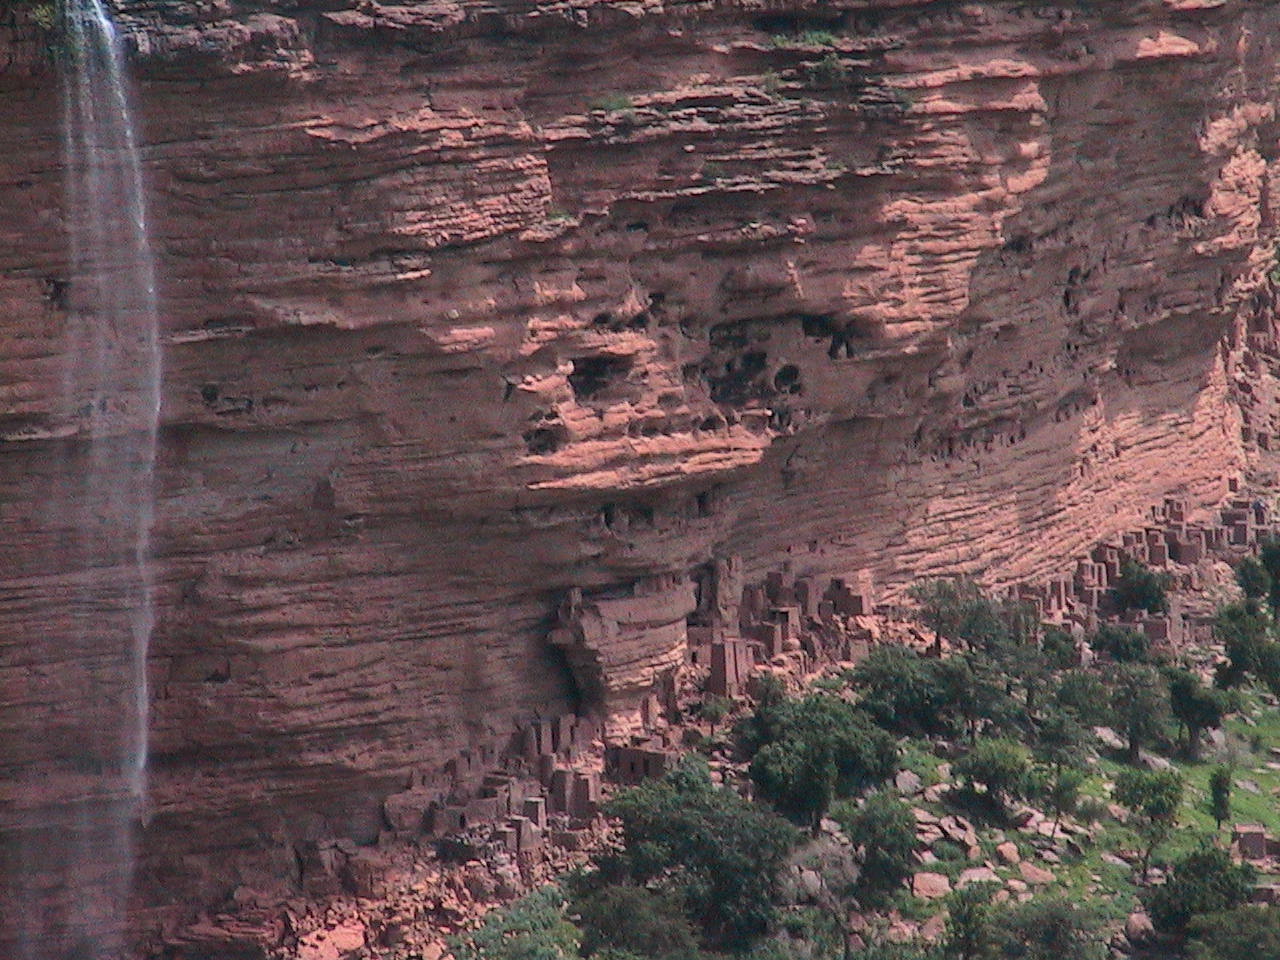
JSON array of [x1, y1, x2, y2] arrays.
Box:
[[2, 0, 1280, 950]]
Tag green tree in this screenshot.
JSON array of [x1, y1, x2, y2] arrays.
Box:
[[847, 646, 954, 736], [1187, 905, 1280, 960], [1111, 558, 1171, 614], [1236, 556, 1272, 602], [936, 653, 1020, 743], [954, 738, 1031, 815], [850, 943, 940, 960], [992, 637, 1056, 720], [746, 694, 897, 828], [943, 882, 998, 960], [1040, 628, 1079, 671], [1109, 663, 1171, 764], [909, 577, 1008, 654], [1259, 536, 1280, 614], [602, 756, 799, 948], [1112, 768, 1184, 881], [1053, 671, 1111, 727], [570, 884, 702, 960], [1043, 766, 1084, 839], [1167, 668, 1230, 759], [699, 695, 732, 739], [751, 738, 837, 828], [1209, 766, 1232, 831], [834, 792, 917, 900], [1032, 706, 1088, 772], [993, 897, 1106, 960], [450, 886, 581, 960], [1212, 601, 1273, 687], [1145, 842, 1256, 936], [1092, 624, 1149, 664]]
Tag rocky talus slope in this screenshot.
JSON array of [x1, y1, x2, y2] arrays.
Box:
[[3, 0, 1280, 951]]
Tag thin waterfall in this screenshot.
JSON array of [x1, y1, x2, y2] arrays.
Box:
[[62, 0, 160, 804], [3, 0, 164, 955]]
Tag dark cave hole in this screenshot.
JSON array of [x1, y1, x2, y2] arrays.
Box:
[[773, 364, 802, 394], [568, 355, 632, 400]]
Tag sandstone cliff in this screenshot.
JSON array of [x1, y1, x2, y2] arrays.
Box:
[[3, 0, 1280, 952]]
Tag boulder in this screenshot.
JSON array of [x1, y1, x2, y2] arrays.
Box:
[[1018, 861, 1055, 885], [995, 841, 1021, 864], [912, 872, 953, 899], [1124, 911, 1155, 946], [958, 866, 999, 887], [896, 770, 924, 795]]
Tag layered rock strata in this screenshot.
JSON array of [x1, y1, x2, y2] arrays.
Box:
[[3, 0, 1280, 951]]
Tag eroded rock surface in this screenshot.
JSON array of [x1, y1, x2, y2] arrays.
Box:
[[3, 0, 1280, 951]]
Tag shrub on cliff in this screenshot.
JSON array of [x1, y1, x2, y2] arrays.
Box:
[[570, 883, 704, 960], [746, 694, 898, 827], [1112, 768, 1184, 881], [449, 886, 580, 960], [1236, 556, 1273, 603], [833, 792, 916, 901], [1092, 624, 1150, 664], [1110, 559, 1171, 614], [993, 897, 1106, 960], [847, 646, 954, 736], [1186, 905, 1280, 960], [954, 738, 1032, 816], [600, 756, 799, 949], [1145, 842, 1256, 936], [1166, 668, 1231, 759], [1108, 663, 1171, 764]]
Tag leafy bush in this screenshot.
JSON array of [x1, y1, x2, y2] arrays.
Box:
[[954, 738, 1031, 813], [698, 695, 733, 737], [450, 886, 580, 960], [1186, 905, 1280, 959], [1209, 766, 1231, 830], [1032, 707, 1088, 770], [909, 578, 1013, 653], [944, 882, 998, 960], [1112, 768, 1184, 880], [833, 792, 916, 899], [1236, 556, 1272, 601], [1042, 766, 1084, 837], [570, 884, 702, 960], [936, 653, 1021, 742], [1053, 671, 1111, 727], [1145, 842, 1256, 936], [747, 694, 897, 826], [1166, 668, 1230, 759], [848, 646, 953, 736], [1259, 536, 1280, 614], [803, 52, 850, 89], [994, 897, 1106, 960], [1109, 663, 1170, 764], [1110, 559, 1171, 614], [1092, 624, 1149, 664], [1040, 628, 1079, 671], [1213, 601, 1280, 693], [849, 647, 1016, 740], [601, 757, 799, 949]]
